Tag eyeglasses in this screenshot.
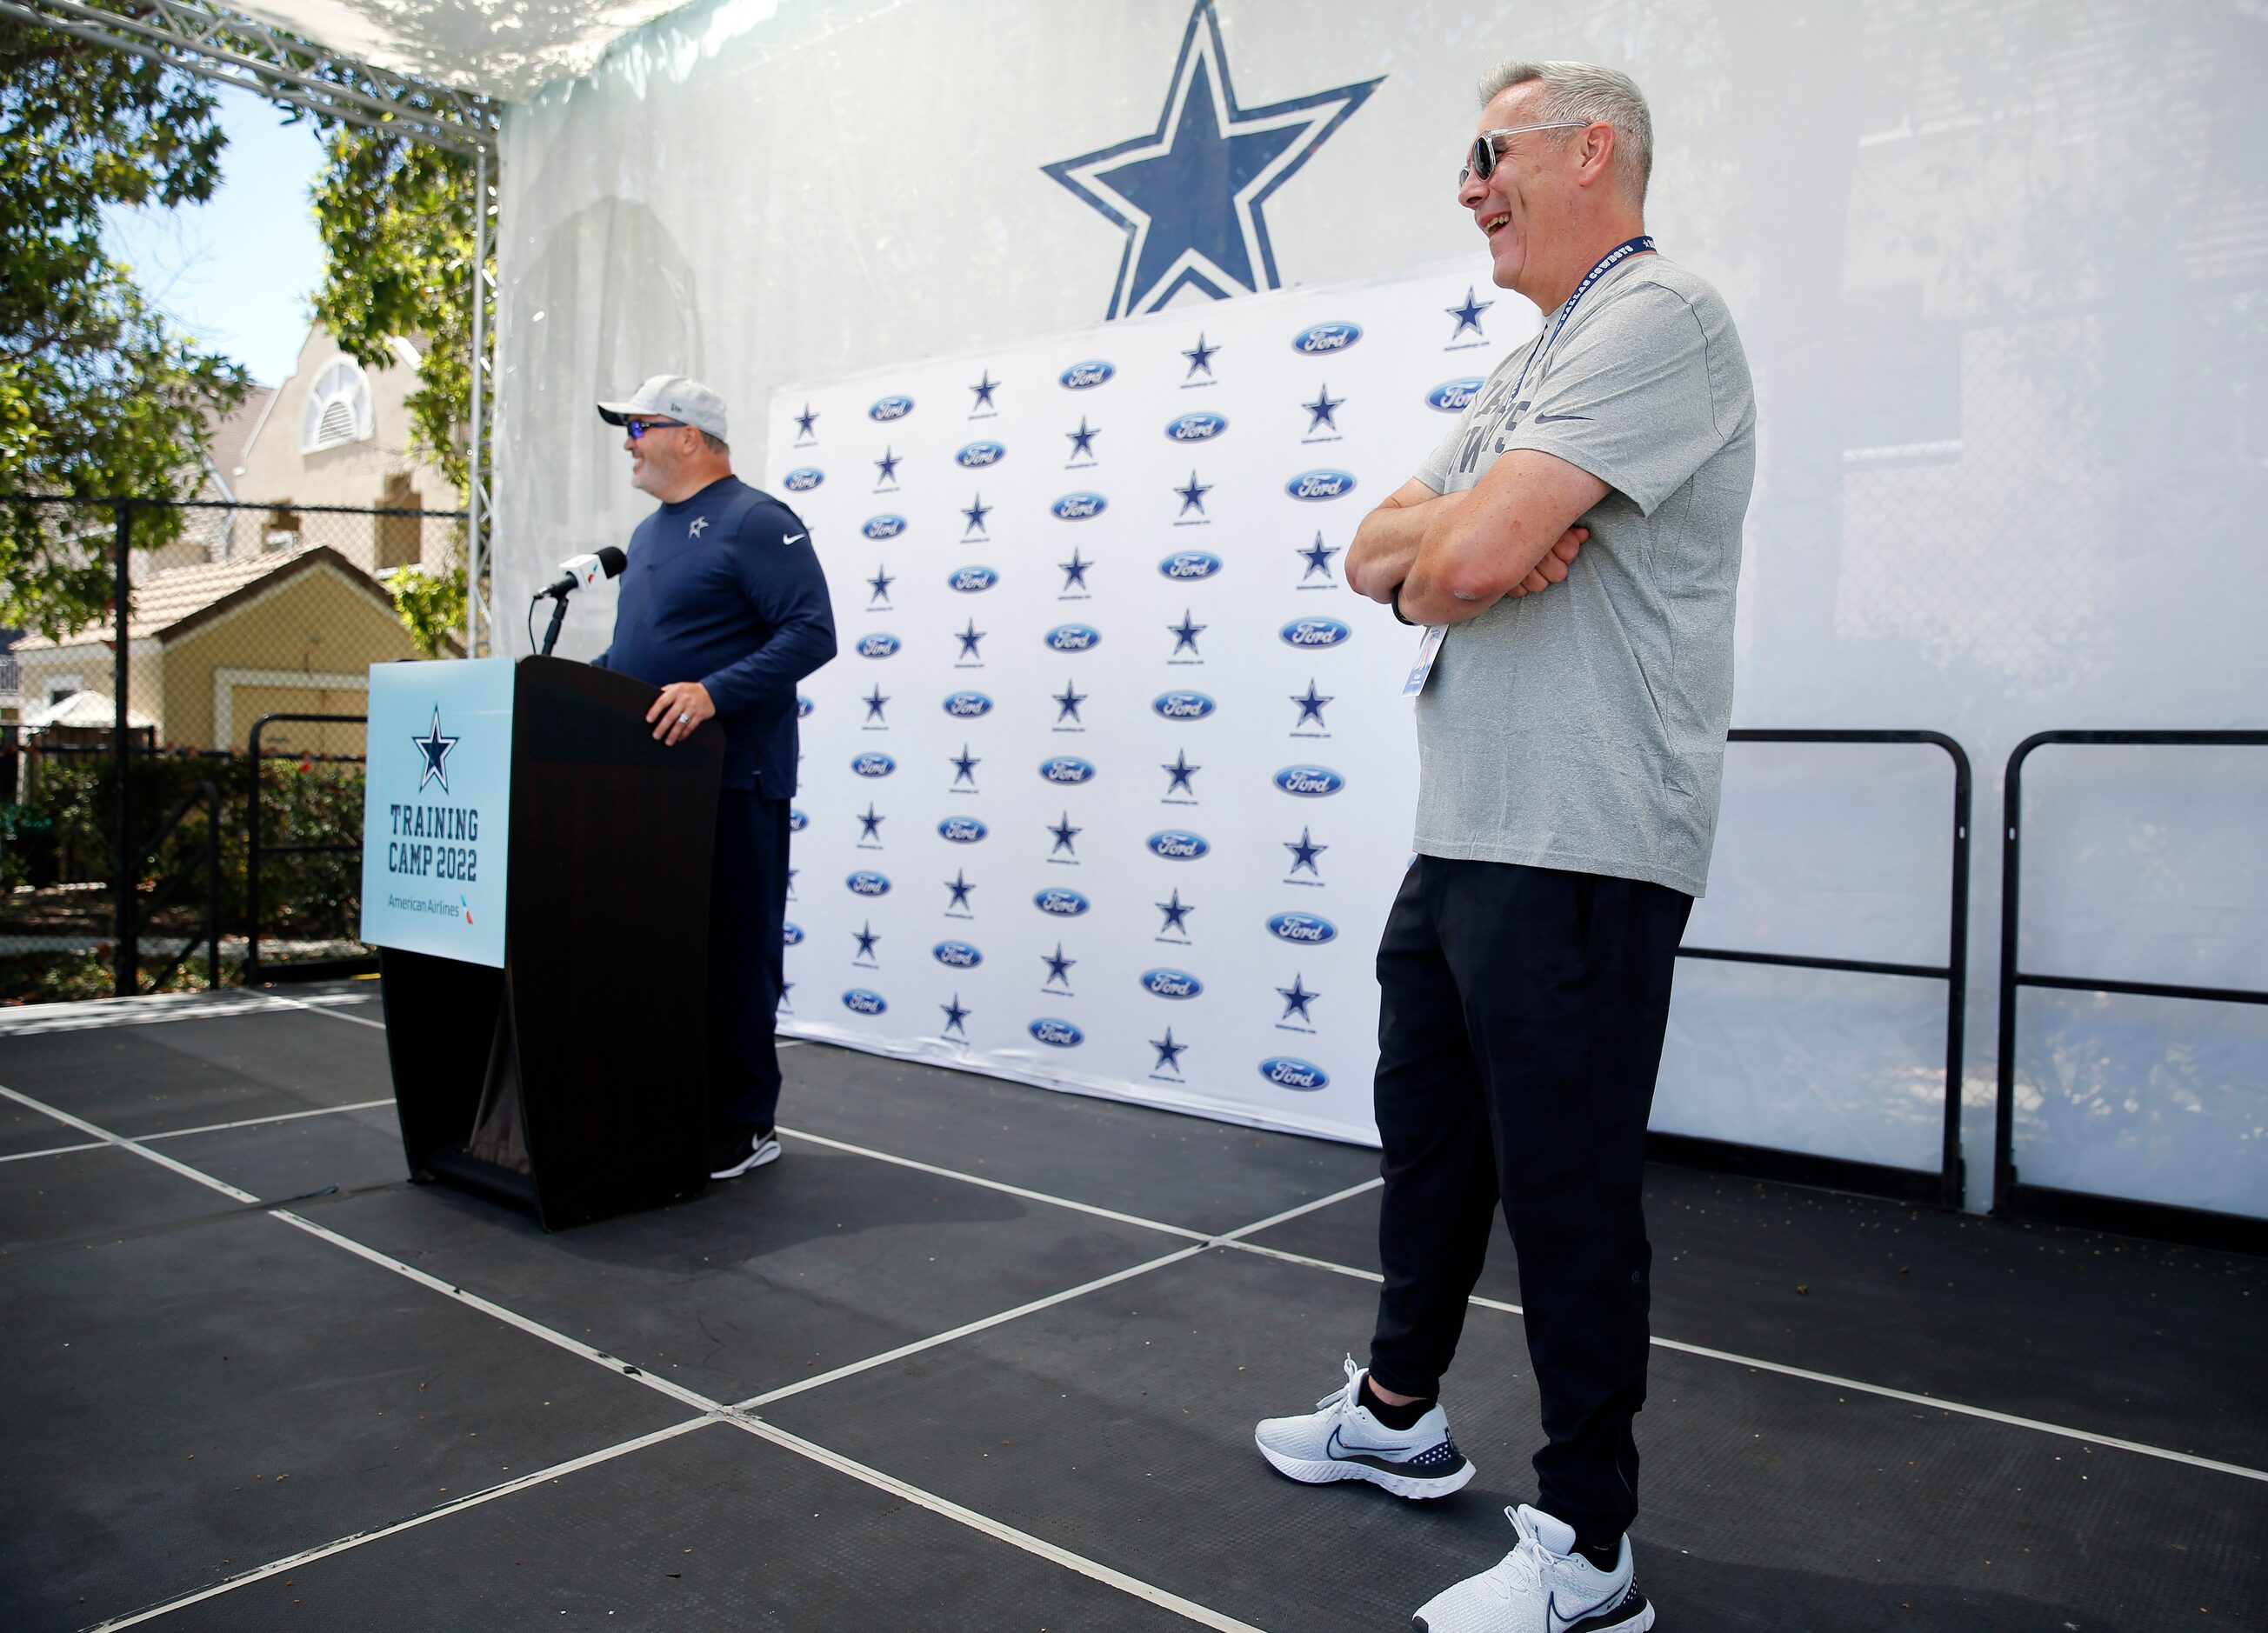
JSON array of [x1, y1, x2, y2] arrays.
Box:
[[1458, 121, 1593, 187], [624, 417, 688, 440]]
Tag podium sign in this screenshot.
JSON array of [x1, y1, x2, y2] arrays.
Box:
[[359, 658, 515, 967]]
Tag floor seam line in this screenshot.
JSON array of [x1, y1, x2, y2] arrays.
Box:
[[79, 1416, 718, 1631], [261, 991, 389, 1031]]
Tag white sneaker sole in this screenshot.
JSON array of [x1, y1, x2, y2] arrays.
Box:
[[1255, 1435, 1476, 1500], [710, 1140, 780, 1181]]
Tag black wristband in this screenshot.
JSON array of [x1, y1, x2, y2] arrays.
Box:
[[1389, 582, 1417, 627]]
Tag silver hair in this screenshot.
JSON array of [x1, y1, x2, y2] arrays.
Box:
[[1478, 60, 1652, 205]]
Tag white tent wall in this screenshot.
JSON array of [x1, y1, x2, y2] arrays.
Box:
[[488, 0, 2268, 1213]]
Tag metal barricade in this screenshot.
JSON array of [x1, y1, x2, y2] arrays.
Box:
[[245, 713, 376, 985]]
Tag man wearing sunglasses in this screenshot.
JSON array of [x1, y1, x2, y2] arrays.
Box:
[[1254, 62, 1754, 1632], [593, 374, 837, 1184]]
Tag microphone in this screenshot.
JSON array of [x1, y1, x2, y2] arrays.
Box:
[[538, 547, 627, 599]]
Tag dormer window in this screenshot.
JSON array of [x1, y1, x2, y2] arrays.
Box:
[[300, 358, 375, 452]]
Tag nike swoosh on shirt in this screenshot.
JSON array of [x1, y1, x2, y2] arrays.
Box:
[[783, 533, 807, 543], [1532, 412, 1591, 423]]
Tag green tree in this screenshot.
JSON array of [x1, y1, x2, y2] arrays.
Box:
[[0, 11, 250, 637]]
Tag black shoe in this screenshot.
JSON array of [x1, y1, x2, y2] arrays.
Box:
[[709, 1128, 780, 1180]]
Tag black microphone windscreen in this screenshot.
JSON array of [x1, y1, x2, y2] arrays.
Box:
[[597, 546, 627, 577]]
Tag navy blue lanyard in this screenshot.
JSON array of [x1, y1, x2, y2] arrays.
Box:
[[1506, 234, 1657, 404]]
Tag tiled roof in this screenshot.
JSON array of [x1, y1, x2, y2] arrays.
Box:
[[12, 545, 388, 649]]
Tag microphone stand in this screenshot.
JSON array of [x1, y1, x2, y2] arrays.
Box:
[[537, 591, 571, 657]]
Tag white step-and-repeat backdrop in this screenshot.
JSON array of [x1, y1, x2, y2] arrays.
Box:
[[763, 261, 1534, 1142]]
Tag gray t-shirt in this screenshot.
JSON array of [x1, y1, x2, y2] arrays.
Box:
[[1411, 255, 1755, 897]]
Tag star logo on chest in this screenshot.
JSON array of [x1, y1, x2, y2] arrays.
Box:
[[687, 516, 710, 538]]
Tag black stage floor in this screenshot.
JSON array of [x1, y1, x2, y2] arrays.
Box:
[[2, 983, 2263, 1631]]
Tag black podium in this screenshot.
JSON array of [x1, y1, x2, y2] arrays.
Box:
[[377, 656, 724, 1230]]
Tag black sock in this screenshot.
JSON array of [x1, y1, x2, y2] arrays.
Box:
[[1357, 1374, 1433, 1431], [1574, 1536, 1621, 1571]]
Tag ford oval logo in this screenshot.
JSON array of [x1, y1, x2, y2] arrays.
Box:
[[1151, 691, 1215, 721], [781, 921, 804, 945], [843, 988, 887, 1014], [1274, 764, 1344, 797], [938, 816, 988, 843], [1279, 617, 1351, 649], [845, 870, 890, 896], [1051, 492, 1106, 521], [1146, 830, 1210, 860], [1165, 411, 1227, 442], [942, 691, 992, 718], [1259, 1056, 1330, 1090], [868, 396, 913, 422], [1030, 1017, 1084, 1047], [784, 467, 824, 491], [1045, 624, 1101, 653], [1034, 888, 1090, 916], [1059, 360, 1114, 390], [862, 514, 907, 541], [1287, 470, 1356, 502], [1267, 911, 1339, 944], [1159, 550, 1223, 581], [796, 695, 813, 717], [933, 941, 983, 969], [956, 441, 1006, 468], [1292, 322, 1363, 355], [851, 752, 896, 778], [1040, 756, 1096, 784], [1428, 377, 1484, 413], [948, 564, 999, 593], [1140, 968, 1203, 1000], [788, 810, 809, 832], [857, 632, 901, 658]]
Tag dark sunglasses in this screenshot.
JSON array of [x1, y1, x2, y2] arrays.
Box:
[[624, 417, 688, 440], [1458, 121, 1591, 187]]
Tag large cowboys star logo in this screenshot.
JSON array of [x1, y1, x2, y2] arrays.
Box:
[[413, 707, 458, 794], [1043, 0, 1381, 320]]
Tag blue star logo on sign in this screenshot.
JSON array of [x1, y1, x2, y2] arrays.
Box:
[[412, 708, 457, 794], [1041, 0, 1382, 320]]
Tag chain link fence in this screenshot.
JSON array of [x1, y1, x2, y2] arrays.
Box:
[[0, 495, 471, 1003]]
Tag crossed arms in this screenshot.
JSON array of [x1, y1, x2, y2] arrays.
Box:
[[1344, 448, 1609, 626]]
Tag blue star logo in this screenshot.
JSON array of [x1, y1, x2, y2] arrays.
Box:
[[950, 743, 980, 786], [1303, 384, 1344, 434], [867, 563, 894, 604], [1042, 0, 1382, 320], [793, 403, 818, 442], [862, 684, 889, 723], [1290, 682, 1332, 729], [1183, 332, 1220, 378], [944, 869, 976, 911], [1053, 680, 1087, 723], [1048, 811, 1082, 856], [941, 993, 971, 1036], [1155, 889, 1194, 936], [1161, 750, 1200, 797], [1284, 826, 1329, 876], [1066, 417, 1101, 461], [970, 371, 999, 412], [1446, 286, 1493, 341], [1297, 532, 1340, 580], [963, 493, 992, 537], [411, 707, 458, 794], [1042, 942, 1077, 988], [785, 867, 797, 901], [779, 980, 793, 1011], [852, 921, 880, 963], [874, 446, 902, 487], [1168, 610, 1207, 656], [1174, 470, 1211, 516], [1058, 548, 1092, 592], [857, 803, 885, 843], [1277, 973, 1320, 1023], [955, 619, 986, 661], [1150, 1027, 1187, 1074]]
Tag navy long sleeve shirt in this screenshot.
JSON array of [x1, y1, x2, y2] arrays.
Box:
[[597, 476, 836, 796]]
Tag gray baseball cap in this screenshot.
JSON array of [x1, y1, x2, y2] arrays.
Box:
[[597, 374, 728, 442]]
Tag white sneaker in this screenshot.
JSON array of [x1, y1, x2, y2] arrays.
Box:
[[1411, 1504, 1653, 1633], [1254, 1355, 1474, 1500]]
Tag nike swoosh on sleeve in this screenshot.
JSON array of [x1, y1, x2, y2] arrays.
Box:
[[1532, 412, 1591, 423], [783, 533, 806, 543]]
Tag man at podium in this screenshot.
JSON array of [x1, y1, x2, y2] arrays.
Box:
[[593, 374, 837, 1181]]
